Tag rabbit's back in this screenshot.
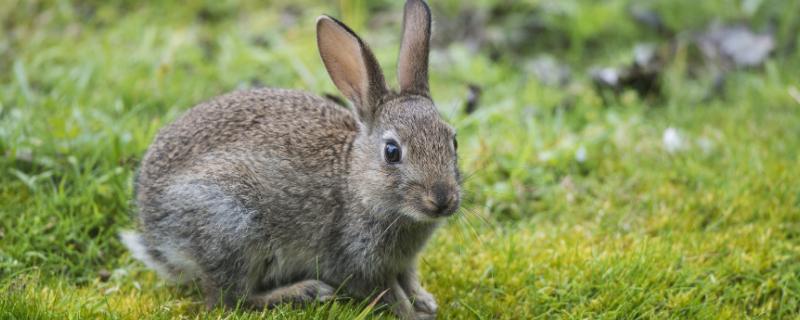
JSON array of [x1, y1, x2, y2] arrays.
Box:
[[137, 88, 358, 191]]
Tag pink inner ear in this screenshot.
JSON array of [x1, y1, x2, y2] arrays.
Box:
[[318, 18, 369, 106]]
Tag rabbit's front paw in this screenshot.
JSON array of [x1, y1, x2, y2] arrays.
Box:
[[411, 287, 437, 318]]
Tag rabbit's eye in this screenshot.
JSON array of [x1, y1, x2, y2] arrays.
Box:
[[384, 141, 401, 163], [453, 137, 458, 151]]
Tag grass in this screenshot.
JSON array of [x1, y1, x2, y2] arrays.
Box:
[[1, 0, 799, 318]]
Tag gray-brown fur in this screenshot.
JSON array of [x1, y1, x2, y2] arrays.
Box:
[[122, 1, 457, 319]]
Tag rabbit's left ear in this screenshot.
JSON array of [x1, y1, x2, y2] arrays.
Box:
[[397, 0, 432, 97], [317, 15, 388, 125]]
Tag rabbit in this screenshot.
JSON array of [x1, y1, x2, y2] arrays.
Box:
[[120, 0, 460, 318]]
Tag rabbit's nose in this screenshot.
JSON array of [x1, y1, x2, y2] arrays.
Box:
[[429, 183, 456, 216]]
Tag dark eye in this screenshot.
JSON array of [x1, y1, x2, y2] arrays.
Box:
[[453, 137, 458, 151], [384, 141, 401, 163]]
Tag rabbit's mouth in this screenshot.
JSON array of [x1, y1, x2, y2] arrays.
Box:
[[417, 201, 457, 218], [400, 198, 459, 223], [399, 207, 444, 223], [395, 181, 461, 222]]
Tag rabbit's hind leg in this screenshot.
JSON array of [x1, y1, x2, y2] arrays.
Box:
[[248, 280, 335, 309]]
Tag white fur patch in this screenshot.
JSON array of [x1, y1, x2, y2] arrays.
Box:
[[120, 231, 174, 279], [120, 231, 201, 283], [157, 244, 202, 283]]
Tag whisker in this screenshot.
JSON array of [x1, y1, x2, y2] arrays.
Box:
[[461, 206, 495, 229], [459, 161, 492, 184], [449, 213, 471, 244], [458, 186, 482, 204], [454, 209, 484, 245]]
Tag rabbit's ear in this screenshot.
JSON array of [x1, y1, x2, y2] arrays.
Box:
[[397, 0, 431, 97], [317, 15, 388, 125]]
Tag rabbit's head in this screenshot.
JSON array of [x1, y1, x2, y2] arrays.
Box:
[[317, 0, 460, 222]]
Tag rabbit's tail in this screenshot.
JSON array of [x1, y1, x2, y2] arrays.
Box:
[[120, 230, 200, 283]]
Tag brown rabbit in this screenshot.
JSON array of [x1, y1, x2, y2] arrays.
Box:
[[121, 1, 460, 318]]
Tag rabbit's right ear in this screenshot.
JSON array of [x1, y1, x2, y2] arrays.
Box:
[[397, 0, 432, 97], [317, 16, 388, 125]]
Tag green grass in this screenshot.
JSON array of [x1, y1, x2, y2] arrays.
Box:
[[2, 0, 800, 319]]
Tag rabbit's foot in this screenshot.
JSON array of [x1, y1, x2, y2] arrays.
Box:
[[410, 287, 437, 318], [252, 279, 335, 308], [398, 269, 438, 318]]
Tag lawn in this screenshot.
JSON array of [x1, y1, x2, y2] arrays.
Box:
[[1, 0, 799, 319]]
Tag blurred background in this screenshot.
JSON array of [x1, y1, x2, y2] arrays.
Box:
[[1, 0, 799, 318]]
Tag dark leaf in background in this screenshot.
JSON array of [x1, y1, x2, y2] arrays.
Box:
[[98, 269, 111, 282], [590, 21, 774, 101], [464, 84, 482, 115], [590, 43, 662, 98]]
